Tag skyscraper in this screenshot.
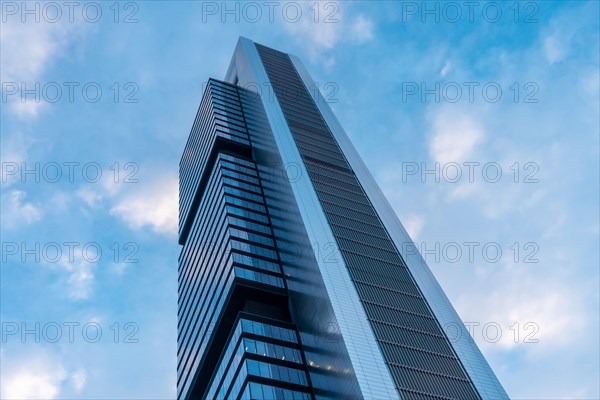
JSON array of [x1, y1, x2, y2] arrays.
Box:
[[178, 37, 508, 400]]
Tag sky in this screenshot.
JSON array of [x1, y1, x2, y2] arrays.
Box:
[[1, 1, 599, 399]]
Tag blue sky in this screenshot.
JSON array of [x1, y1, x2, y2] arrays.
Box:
[[1, 1, 598, 398]]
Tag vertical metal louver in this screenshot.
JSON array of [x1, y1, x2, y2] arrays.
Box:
[[256, 43, 482, 400]]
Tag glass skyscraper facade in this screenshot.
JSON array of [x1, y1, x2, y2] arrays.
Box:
[[178, 38, 508, 400]]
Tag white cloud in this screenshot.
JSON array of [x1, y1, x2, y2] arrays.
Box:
[[47, 253, 96, 301], [76, 187, 103, 208], [109, 175, 178, 236], [281, 1, 340, 52], [9, 99, 46, 118], [70, 167, 178, 238], [402, 213, 425, 240], [74, 170, 127, 209], [540, 2, 598, 66], [440, 61, 452, 77], [1, 190, 42, 227], [0, 347, 69, 399], [428, 110, 484, 164], [64, 262, 95, 301], [350, 15, 374, 44], [71, 369, 87, 392], [457, 261, 587, 353], [0, 132, 37, 187], [578, 67, 600, 103], [1, 368, 64, 399], [99, 170, 125, 198], [0, 16, 85, 119], [1, 20, 68, 82], [1, 347, 88, 399], [48, 190, 73, 212], [543, 35, 563, 64], [541, 12, 579, 65], [280, 2, 374, 64], [446, 180, 479, 200]]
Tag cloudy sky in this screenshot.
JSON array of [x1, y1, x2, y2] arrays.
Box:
[[1, 1, 598, 398]]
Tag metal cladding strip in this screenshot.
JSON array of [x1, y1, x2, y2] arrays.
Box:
[[225, 37, 399, 400], [289, 55, 510, 400], [261, 47, 478, 399]]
